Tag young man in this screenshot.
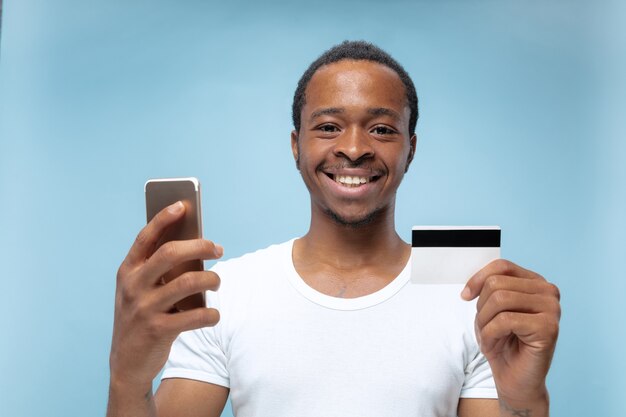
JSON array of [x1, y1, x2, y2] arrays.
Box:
[[108, 41, 561, 417]]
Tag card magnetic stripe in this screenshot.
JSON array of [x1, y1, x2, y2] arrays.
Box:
[[412, 229, 501, 247]]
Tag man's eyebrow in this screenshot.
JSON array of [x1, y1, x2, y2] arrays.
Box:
[[310, 107, 344, 122], [368, 107, 401, 120]]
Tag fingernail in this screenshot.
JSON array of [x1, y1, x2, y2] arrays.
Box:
[[214, 244, 224, 257], [460, 286, 471, 300], [167, 201, 184, 214]]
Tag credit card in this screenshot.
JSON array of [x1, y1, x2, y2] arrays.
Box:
[[411, 226, 501, 284]]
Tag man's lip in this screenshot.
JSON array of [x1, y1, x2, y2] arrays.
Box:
[[321, 168, 384, 177]]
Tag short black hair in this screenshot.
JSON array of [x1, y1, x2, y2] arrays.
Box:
[[292, 40, 418, 136]]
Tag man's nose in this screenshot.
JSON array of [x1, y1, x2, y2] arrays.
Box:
[[333, 127, 374, 162]]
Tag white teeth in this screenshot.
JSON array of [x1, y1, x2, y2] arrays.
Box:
[[334, 175, 370, 187]]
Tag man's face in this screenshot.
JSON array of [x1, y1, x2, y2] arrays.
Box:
[[291, 59, 416, 227]]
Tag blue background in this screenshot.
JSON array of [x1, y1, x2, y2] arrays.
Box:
[[1, 1, 624, 416]]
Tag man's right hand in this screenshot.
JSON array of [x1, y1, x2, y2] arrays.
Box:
[[109, 201, 222, 397]]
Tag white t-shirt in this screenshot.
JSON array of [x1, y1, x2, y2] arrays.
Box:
[[162, 239, 497, 417]]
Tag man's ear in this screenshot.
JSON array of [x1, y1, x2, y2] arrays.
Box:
[[404, 134, 417, 173], [291, 130, 300, 170]]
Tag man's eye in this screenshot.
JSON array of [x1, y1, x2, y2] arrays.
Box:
[[372, 126, 396, 135], [319, 125, 339, 132]]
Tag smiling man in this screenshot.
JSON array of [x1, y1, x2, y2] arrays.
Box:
[[108, 41, 561, 417]]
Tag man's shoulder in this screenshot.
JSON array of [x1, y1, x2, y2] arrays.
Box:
[[207, 239, 295, 302]]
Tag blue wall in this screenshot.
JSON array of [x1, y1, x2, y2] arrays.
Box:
[[1, 1, 624, 416]]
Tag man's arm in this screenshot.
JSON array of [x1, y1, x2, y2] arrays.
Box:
[[458, 398, 499, 417], [155, 379, 229, 417], [459, 398, 550, 417], [106, 378, 228, 417]]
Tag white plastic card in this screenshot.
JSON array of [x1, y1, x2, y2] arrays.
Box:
[[411, 226, 501, 284]]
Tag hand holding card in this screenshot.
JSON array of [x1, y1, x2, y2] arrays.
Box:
[[461, 258, 561, 415]]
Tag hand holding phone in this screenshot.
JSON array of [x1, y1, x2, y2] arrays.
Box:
[[108, 178, 222, 398]]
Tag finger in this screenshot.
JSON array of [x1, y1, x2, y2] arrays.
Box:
[[124, 201, 186, 267], [476, 275, 554, 312], [159, 308, 221, 338], [461, 259, 543, 301], [151, 271, 220, 311], [475, 291, 559, 330], [479, 311, 559, 355], [140, 239, 223, 286]]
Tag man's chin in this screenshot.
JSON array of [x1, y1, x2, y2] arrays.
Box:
[[325, 207, 383, 229]]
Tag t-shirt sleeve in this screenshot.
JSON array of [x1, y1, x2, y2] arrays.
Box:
[[459, 346, 498, 398], [161, 289, 230, 388]]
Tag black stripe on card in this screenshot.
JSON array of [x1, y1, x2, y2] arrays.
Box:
[[412, 229, 501, 247]]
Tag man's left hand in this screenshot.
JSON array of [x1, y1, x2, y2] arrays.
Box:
[[461, 259, 561, 405]]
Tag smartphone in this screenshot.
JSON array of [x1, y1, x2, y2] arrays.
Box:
[[145, 177, 205, 311]]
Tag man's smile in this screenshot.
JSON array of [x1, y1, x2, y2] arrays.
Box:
[[318, 169, 385, 198], [319, 166, 383, 190], [328, 173, 382, 187]]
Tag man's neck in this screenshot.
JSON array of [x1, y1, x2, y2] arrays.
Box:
[[298, 202, 408, 265], [292, 208, 410, 298], [300, 214, 406, 267]]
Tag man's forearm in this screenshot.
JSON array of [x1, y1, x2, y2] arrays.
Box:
[[498, 393, 549, 417], [106, 378, 157, 417]]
